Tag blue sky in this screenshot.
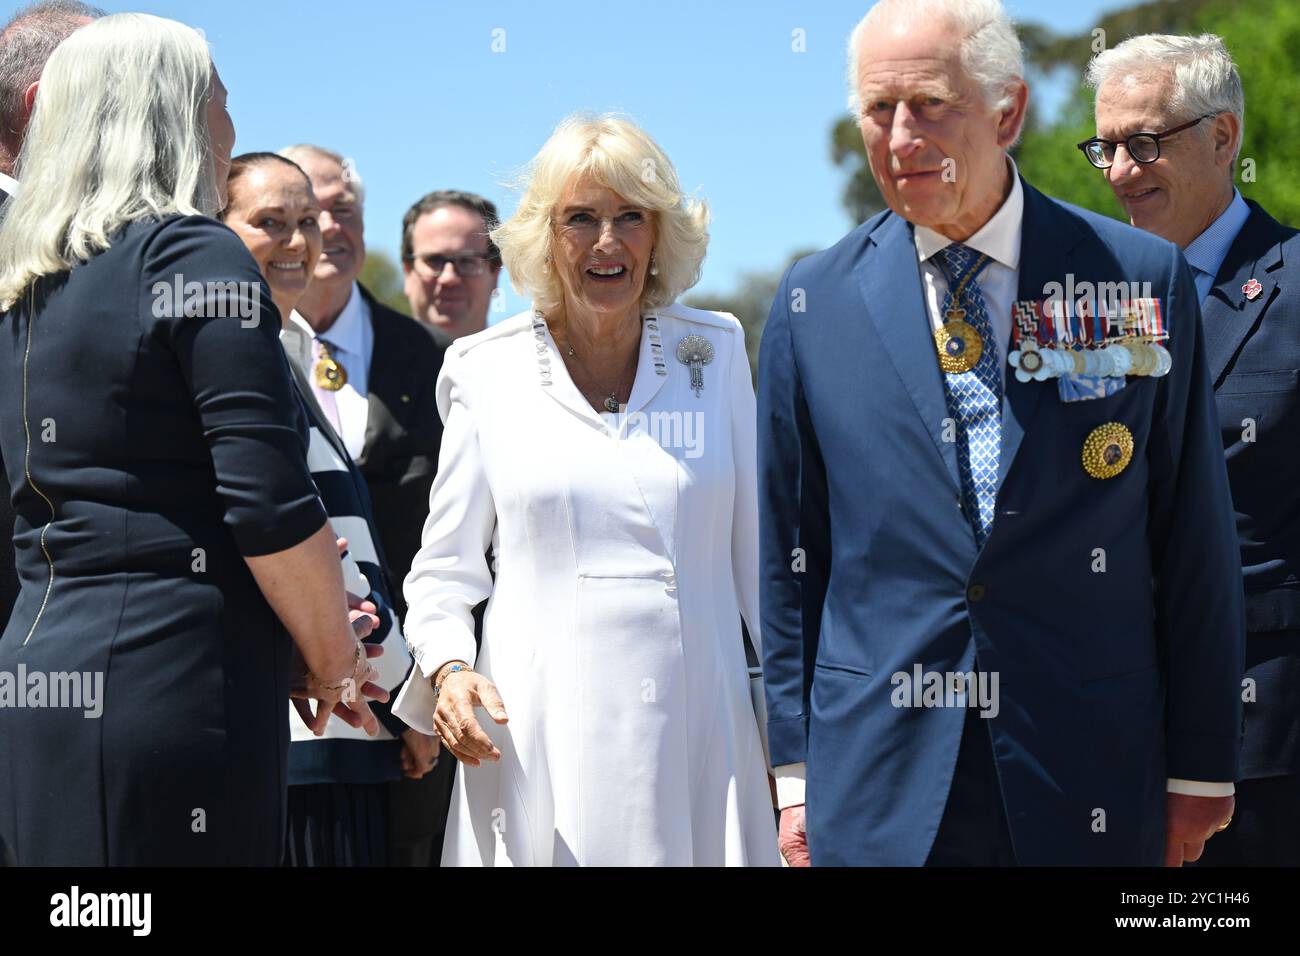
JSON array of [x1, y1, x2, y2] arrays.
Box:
[[86, 0, 1128, 318]]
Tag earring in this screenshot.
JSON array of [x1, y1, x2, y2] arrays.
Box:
[[543, 255, 551, 275], [649, 251, 659, 277]]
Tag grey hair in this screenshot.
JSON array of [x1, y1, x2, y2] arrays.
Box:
[[846, 0, 1024, 115], [0, 1, 104, 163], [278, 143, 365, 207], [1086, 33, 1245, 163], [0, 13, 218, 310]]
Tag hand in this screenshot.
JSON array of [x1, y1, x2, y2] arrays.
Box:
[[1164, 793, 1235, 866], [291, 641, 390, 736], [433, 669, 509, 768], [339, 538, 381, 639], [348, 599, 380, 640], [400, 729, 441, 780], [778, 805, 810, 867]]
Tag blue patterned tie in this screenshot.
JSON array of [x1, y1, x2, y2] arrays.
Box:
[[935, 243, 1002, 547]]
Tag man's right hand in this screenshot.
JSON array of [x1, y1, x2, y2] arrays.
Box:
[[779, 805, 810, 866]]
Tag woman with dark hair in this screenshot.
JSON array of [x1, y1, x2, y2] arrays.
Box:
[[221, 151, 419, 865]]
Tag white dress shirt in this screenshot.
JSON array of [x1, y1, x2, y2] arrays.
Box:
[[0, 170, 18, 195], [774, 159, 1232, 810], [304, 282, 372, 461], [915, 161, 1023, 379]]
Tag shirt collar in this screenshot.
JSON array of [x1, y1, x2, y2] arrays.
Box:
[[317, 282, 368, 355], [1183, 190, 1251, 282], [0, 171, 18, 195], [914, 157, 1023, 272], [279, 312, 316, 375]]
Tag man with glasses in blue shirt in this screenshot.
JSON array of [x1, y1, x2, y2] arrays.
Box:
[[402, 190, 503, 344], [1088, 33, 1300, 866]]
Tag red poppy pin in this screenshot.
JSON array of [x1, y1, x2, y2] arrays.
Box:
[[1243, 278, 1263, 301]]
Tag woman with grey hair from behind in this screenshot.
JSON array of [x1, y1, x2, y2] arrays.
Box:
[[0, 12, 388, 865], [391, 112, 780, 866]]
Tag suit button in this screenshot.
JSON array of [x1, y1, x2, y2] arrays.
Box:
[[967, 584, 986, 603]]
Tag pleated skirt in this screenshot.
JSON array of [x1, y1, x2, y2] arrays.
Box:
[[284, 782, 390, 867]]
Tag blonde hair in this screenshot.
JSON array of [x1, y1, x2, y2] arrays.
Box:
[[0, 12, 217, 309], [494, 113, 709, 312]]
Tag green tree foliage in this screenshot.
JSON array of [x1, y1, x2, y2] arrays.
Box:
[[836, 0, 1300, 225], [358, 249, 412, 316], [831, 114, 884, 225], [1014, 0, 1300, 222], [685, 249, 817, 380]]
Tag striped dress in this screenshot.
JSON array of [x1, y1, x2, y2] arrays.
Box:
[[279, 317, 413, 866]]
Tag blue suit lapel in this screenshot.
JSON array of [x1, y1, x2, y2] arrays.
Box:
[[1000, 181, 1082, 487], [1203, 202, 1285, 386], [856, 213, 962, 495]]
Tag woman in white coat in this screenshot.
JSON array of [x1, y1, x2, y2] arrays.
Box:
[[393, 113, 779, 866]]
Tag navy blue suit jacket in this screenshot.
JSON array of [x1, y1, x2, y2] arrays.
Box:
[[757, 177, 1246, 865], [1203, 200, 1300, 777]]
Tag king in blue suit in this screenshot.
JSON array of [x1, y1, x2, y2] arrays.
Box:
[[758, 0, 1245, 866], [1090, 32, 1300, 866]]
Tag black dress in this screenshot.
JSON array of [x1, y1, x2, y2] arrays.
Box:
[[0, 215, 327, 865]]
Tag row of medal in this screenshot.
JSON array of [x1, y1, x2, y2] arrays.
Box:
[[1009, 337, 1172, 383], [1006, 296, 1172, 384]]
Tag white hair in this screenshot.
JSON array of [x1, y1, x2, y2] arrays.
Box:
[[493, 112, 710, 312], [846, 0, 1024, 115], [0, 12, 216, 310], [1086, 33, 1245, 163], [278, 143, 365, 207]]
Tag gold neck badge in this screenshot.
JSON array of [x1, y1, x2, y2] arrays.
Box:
[[313, 339, 347, 392]]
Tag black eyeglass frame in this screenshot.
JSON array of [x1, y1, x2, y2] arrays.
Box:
[[1077, 114, 1215, 169], [404, 251, 496, 277]]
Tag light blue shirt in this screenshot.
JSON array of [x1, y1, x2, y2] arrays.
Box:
[[1183, 190, 1252, 304], [308, 282, 373, 461]]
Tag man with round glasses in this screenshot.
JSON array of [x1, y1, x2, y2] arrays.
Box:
[[1089, 34, 1300, 867], [402, 190, 503, 343]]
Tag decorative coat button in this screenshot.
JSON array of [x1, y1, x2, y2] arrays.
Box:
[[1082, 422, 1134, 480]]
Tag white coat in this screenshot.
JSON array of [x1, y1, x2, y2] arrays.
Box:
[[393, 304, 779, 866]]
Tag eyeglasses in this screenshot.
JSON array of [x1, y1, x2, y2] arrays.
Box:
[[554, 210, 650, 238], [1077, 114, 1214, 169], [407, 252, 494, 277]]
